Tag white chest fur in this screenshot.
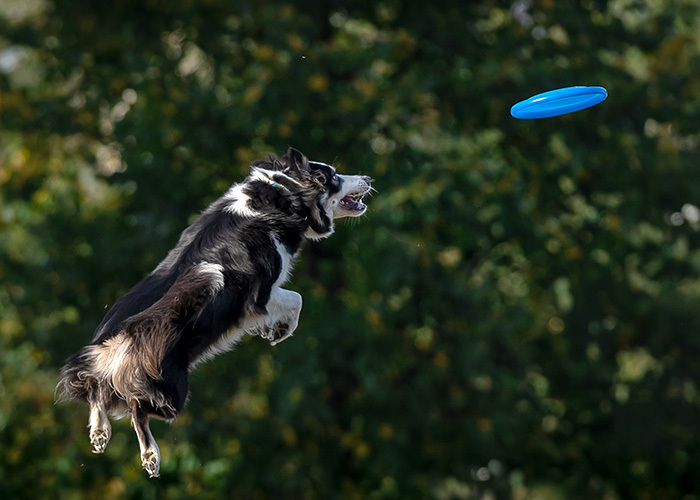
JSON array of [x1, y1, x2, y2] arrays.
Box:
[[272, 235, 295, 287]]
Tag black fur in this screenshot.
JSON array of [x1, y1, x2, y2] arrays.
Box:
[[55, 147, 372, 477]]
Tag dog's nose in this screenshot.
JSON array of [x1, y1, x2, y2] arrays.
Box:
[[362, 176, 372, 184]]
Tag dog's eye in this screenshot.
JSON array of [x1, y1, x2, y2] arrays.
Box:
[[332, 173, 339, 183]]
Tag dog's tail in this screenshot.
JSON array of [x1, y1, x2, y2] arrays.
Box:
[[55, 262, 225, 405], [55, 347, 95, 403]]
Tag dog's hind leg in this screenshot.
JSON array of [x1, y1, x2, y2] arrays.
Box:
[[129, 399, 161, 478], [86, 377, 111, 454]]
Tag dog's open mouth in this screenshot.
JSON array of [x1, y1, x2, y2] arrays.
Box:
[[339, 194, 367, 213], [333, 176, 372, 218]]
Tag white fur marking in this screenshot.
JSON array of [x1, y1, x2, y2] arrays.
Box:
[[139, 426, 161, 475], [84, 333, 173, 411], [88, 402, 111, 453], [190, 328, 247, 368], [223, 184, 258, 217], [196, 262, 225, 292], [272, 235, 294, 287], [251, 167, 303, 187], [89, 404, 109, 433], [87, 333, 133, 387]]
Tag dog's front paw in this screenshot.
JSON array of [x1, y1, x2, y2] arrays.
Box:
[[261, 322, 294, 345], [141, 450, 160, 478], [90, 427, 111, 454]]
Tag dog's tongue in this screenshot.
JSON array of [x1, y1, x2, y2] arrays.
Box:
[[341, 196, 365, 211]]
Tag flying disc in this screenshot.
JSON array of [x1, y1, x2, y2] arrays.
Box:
[[510, 86, 608, 119]]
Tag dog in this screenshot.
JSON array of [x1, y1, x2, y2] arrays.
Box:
[[56, 148, 372, 477]]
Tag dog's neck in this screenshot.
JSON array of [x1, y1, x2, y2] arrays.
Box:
[[250, 167, 299, 192], [271, 182, 291, 193]]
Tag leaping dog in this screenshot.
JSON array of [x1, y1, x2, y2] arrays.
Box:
[[56, 148, 372, 477]]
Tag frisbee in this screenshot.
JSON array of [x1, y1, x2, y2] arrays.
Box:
[[510, 86, 608, 119]]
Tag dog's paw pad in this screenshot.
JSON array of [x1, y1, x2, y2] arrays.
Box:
[[90, 428, 111, 454], [272, 322, 289, 336], [142, 451, 160, 478], [269, 323, 295, 345], [270, 323, 290, 341]]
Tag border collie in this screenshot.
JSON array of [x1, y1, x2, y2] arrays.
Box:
[[56, 148, 372, 477]]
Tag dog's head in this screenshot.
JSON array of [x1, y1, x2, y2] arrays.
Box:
[[251, 148, 372, 240]]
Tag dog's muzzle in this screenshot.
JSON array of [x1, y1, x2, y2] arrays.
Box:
[[337, 176, 372, 216]]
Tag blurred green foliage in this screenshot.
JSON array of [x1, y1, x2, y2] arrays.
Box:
[[3, 0, 700, 498]]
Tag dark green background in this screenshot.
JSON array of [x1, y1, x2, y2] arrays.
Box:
[[2, 0, 700, 498]]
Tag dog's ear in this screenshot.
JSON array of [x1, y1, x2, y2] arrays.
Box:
[[306, 199, 334, 238], [284, 147, 309, 172], [251, 154, 285, 171]]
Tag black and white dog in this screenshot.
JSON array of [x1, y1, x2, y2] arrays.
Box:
[[57, 148, 372, 477]]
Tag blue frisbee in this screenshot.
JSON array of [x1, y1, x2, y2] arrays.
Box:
[[510, 86, 608, 119]]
